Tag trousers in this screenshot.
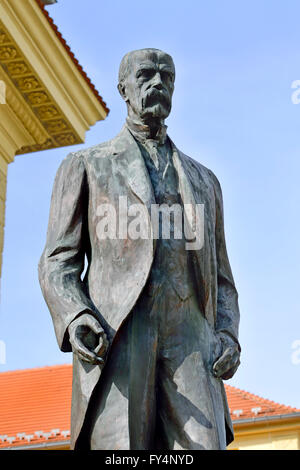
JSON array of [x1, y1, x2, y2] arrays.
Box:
[[87, 281, 227, 450]]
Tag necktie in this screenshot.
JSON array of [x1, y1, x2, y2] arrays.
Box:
[[142, 139, 160, 170]]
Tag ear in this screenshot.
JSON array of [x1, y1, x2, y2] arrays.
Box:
[[117, 82, 128, 102]]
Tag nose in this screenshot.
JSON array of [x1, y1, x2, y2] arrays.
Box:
[[151, 71, 163, 89]]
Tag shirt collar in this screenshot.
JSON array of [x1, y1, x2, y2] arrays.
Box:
[[126, 117, 168, 146]]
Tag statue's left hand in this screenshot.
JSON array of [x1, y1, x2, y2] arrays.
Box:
[[212, 334, 240, 380]]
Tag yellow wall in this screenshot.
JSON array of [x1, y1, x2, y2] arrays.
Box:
[[228, 419, 300, 450], [229, 432, 300, 450]]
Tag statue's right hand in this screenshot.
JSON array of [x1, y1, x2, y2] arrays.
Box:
[[68, 313, 109, 365]]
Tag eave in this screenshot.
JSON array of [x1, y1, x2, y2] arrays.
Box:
[[231, 412, 300, 438]]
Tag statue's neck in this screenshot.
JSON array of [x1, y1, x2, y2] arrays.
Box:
[[126, 116, 167, 145], [126, 108, 166, 140]]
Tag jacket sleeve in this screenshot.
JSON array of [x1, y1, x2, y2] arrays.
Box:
[[38, 152, 97, 352], [210, 170, 241, 351]]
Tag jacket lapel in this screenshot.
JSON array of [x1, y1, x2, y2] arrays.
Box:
[[114, 126, 156, 249], [170, 139, 199, 241], [170, 139, 214, 326], [116, 126, 155, 211]]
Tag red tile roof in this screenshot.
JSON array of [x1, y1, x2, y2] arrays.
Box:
[[35, 0, 109, 115], [225, 384, 300, 420], [0, 364, 299, 448], [0, 365, 72, 448]]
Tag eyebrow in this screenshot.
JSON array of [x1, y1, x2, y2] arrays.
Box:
[[136, 63, 156, 70], [136, 63, 174, 74], [159, 65, 174, 73]]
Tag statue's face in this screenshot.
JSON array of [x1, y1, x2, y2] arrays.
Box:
[[121, 50, 175, 121]]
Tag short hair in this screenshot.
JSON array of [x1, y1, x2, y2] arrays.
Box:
[[118, 48, 175, 85]]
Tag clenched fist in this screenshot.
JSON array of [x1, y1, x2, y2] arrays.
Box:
[[68, 313, 109, 365]]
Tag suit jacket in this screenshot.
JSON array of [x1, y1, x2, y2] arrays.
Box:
[[38, 125, 240, 449]]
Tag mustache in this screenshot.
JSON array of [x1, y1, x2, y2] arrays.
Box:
[[142, 87, 171, 109]]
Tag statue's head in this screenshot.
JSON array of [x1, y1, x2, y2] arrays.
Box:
[[118, 48, 175, 123]]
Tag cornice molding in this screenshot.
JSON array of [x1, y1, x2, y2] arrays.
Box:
[[0, 66, 49, 151]]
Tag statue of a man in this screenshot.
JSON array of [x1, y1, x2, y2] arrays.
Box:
[[39, 48, 241, 450]]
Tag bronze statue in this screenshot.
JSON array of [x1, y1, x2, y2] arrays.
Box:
[[39, 48, 241, 450]]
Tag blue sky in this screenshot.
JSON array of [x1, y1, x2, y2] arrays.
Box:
[[1, 0, 300, 409]]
